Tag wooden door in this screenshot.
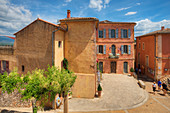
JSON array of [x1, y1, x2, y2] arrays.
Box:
[[111, 62, 116, 73]]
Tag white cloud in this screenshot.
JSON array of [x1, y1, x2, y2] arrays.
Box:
[[104, 0, 111, 8], [125, 12, 137, 15], [89, 0, 103, 11], [65, 0, 72, 2], [116, 7, 131, 11], [0, 0, 32, 35], [136, 3, 141, 5], [135, 19, 170, 36]]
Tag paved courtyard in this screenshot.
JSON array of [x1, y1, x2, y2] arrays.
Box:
[[58, 74, 148, 112]]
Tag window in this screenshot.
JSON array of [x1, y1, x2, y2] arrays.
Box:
[[97, 45, 106, 54], [128, 29, 131, 38], [143, 42, 144, 50], [124, 45, 128, 54], [139, 42, 141, 49], [121, 45, 131, 54], [22, 65, 24, 72], [99, 29, 106, 38], [99, 45, 103, 54], [109, 29, 115, 38], [146, 56, 149, 67], [121, 29, 128, 38], [58, 41, 62, 48], [99, 30, 103, 38], [112, 45, 116, 56], [124, 62, 128, 73]]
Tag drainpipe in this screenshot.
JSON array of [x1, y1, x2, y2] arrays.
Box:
[[52, 24, 68, 66], [154, 35, 156, 81]]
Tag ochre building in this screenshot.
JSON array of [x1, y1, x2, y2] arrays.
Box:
[[136, 26, 170, 80]]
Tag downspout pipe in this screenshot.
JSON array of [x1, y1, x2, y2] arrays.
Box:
[[154, 35, 156, 81], [52, 25, 68, 66]]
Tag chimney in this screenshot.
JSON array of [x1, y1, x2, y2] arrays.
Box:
[[161, 26, 164, 30], [67, 10, 71, 18]]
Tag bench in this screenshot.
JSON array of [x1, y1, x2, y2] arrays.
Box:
[[138, 80, 145, 89]]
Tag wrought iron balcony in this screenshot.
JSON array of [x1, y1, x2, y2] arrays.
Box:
[[109, 53, 119, 59]]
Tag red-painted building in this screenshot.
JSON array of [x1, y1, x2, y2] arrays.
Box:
[[97, 20, 136, 74], [136, 26, 170, 80]]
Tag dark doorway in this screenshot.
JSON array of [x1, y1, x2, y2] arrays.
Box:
[[99, 62, 103, 73], [111, 61, 116, 73], [124, 62, 128, 73]]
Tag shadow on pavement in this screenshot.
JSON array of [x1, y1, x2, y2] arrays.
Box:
[[0, 109, 30, 113]]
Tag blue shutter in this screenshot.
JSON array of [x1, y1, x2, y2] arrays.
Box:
[[121, 29, 123, 38], [116, 29, 118, 38], [128, 29, 131, 38], [104, 29, 106, 38], [128, 45, 131, 54], [97, 45, 99, 54], [121, 45, 124, 54], [109, 29, 111, 38], [104, 45, 106, 54]]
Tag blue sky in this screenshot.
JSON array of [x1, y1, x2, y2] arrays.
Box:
[[0, 0, 170, 37]]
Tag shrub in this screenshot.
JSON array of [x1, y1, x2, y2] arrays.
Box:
[[130, 68, 134, 72], [97, 84, 102, 91]]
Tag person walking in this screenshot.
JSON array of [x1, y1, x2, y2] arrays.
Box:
[[162, 82, 168, 96], [152, 82, 156, 95], [157, 79, 162, 91]]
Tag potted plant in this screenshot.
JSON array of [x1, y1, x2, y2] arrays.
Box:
[[130, 68, 134, 76], [97, 84, 102, 97]]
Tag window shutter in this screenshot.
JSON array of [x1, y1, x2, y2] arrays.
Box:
[[116, 29, 118, 38], [104, 29, 106, 38], [6, 61, 9, 71], [121, 29, 123, 38], [104, 45, 106, 54], [109, 29, 111, 38], [121, 45, 124, 54], [98, 30, 99, 38], [128, 29, 131, 38], [97, 45, 99, 54], [128, 45, 131, 54]]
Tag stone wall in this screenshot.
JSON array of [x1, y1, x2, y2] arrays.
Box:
[[0, 90, 31, 107]]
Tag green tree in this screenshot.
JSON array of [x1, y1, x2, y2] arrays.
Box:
[[1, 66, 76, 113]]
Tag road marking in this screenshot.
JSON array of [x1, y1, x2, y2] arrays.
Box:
[[124, 110, 129, 113], [152, 97, 170, 111]]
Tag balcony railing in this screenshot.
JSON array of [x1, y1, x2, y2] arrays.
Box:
[[109, 53, 119, 59]]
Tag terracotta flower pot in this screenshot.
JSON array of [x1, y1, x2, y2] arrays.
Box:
[[98, 91, 102, 97]]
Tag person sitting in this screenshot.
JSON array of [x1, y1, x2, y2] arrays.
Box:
[[162, 82, 168, 96], [157, 79, 162, 91]]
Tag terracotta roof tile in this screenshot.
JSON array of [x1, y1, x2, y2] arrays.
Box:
[[136, 28, 170, 38], [14, 18, 59, 35], [60, 17, 99, 22], [99, 20, 136, 24]]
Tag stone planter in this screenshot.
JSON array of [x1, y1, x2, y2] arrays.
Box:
[[98, 91, 102, 97]]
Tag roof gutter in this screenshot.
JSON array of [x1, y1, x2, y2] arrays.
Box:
[[52, 25, 68, 66]]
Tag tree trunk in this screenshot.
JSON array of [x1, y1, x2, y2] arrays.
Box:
[[64, 94, 68, 113]]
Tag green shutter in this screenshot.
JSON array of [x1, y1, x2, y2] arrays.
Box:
[[109, 29, 111, 38], [104, 29, 106, 38], [121, 45, 124, 54], [128, 45, 131, 54], [121, 29, 123, 38], [104, 45, 106, 54], [97, 45, 99, 54], [116, 29, 118, 38], [128, 29, 131, 38]]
